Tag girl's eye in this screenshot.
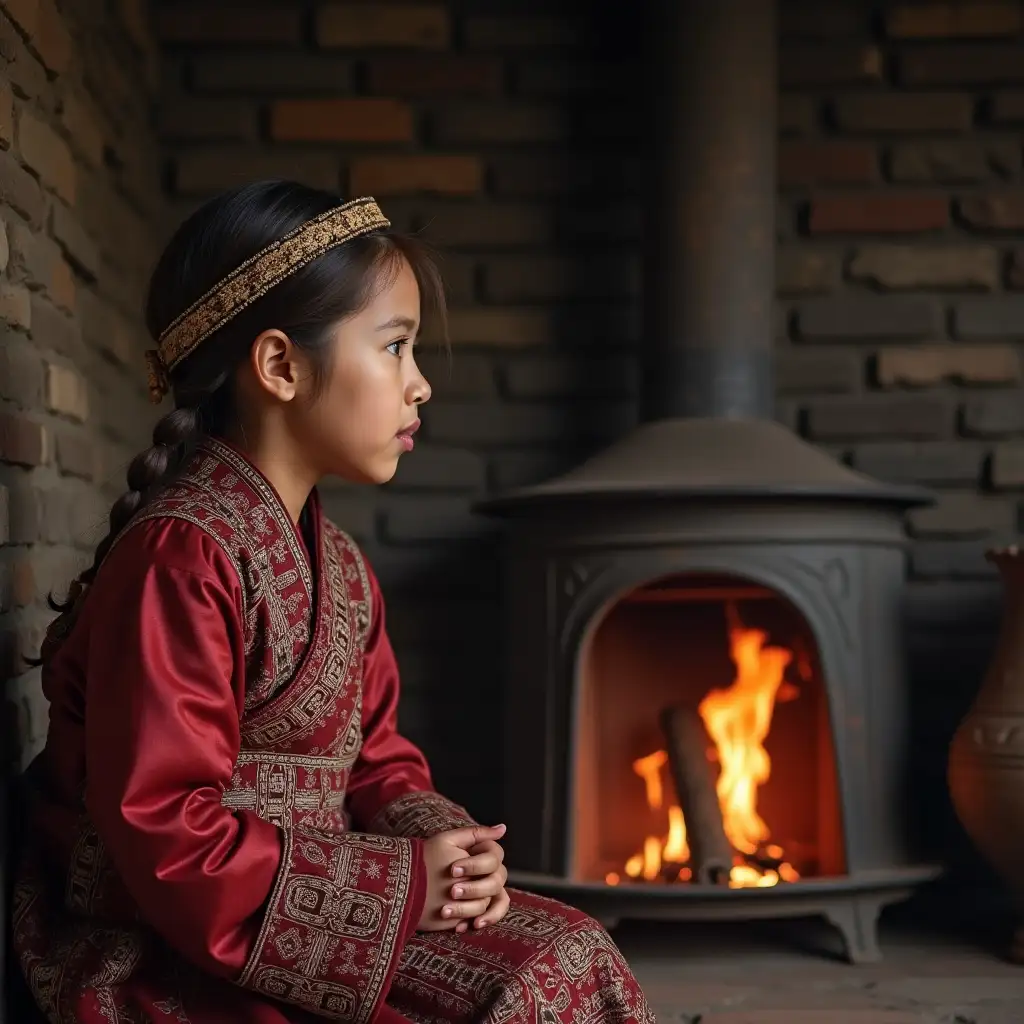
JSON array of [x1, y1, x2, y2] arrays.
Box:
[[386, 338, 408, 357]]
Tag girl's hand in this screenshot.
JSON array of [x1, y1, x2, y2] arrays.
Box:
[[449, 835, 510, 933], [418, 825, 506, 932]]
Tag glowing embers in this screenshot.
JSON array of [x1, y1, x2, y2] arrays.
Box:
[[606, 605, 804, 889]]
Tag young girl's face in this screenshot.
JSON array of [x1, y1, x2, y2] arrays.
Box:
[[303, 256, 431, 485]]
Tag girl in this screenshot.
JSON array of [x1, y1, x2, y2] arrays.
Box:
[[11, 181, 655, 1024]]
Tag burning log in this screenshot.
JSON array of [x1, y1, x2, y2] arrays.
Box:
[[659, 704, 734, 885]]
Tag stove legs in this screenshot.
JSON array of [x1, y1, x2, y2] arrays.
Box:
[[824, 895, 884, 965]]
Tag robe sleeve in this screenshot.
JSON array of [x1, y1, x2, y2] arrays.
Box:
[[345, 558, 477, 839], [83, 518, 426, 1021]]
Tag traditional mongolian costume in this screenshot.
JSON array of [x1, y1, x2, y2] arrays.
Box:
[[11, 197, 655, 1024]]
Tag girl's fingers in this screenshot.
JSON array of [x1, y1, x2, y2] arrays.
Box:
[[474, 889, 511, 930], [451, 852, 499, 878], [440, 897, 489, 921], [450, 874, 503, 900]]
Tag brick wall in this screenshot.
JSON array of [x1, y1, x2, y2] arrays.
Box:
[[153, 1, 1024, 855], [0, 0, 163, 770]]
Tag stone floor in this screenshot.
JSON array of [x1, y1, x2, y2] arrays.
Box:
[[615, 914, 1024, 1023]]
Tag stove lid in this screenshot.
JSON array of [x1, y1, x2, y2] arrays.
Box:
[[477, 418, 933, 515]]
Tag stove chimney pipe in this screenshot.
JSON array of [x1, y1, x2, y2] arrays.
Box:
[[641, 0, 778, 422]]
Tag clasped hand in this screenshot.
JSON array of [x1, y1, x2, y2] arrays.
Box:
[[418, 824, 510, 933]]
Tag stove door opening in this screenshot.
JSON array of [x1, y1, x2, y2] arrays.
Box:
[[571, 573, 845, 888]]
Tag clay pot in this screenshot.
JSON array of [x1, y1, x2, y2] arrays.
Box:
[[949, 546, 1024, 961]]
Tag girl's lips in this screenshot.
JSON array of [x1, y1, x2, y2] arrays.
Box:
[[397, 418, 420, 452]]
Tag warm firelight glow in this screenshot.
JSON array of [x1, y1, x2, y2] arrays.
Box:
[[608, 613, 801, 888]]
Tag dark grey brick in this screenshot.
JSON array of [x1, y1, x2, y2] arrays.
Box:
[[962, 391, 1024, 435], [483, 253, 640, 302], [364, 539, 500, 596], [424, 401, 636, 447], [888, 140, 1020, 183], [912, 540, 1000, 578], [779, 95, 818, 134], [992, 442, 1024, 488], [381, 496, 494, 544], [487, 450, 580, 492], [775, 350, 861, 394], [776, 248, 840, 295], [191, 54, 356, 94], [852, 441, 985, 485], [833, 92, 973, 133], [797, 297, 942, 340], [556, 204, 643, 244], [418, 351, 496, 399], [908, 493, 1016, 537], [780, 2, 867, 37], [501, 355, 638, 400], [390, 444, 486, 490], [955, 297, 1024, 339], [805, 396, 954, 440], [318, 486, 377, 543]]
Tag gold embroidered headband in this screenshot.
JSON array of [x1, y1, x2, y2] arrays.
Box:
[[145, 196, 391, 403]]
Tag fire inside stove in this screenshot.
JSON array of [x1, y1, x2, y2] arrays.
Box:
[[607, 607, 803, 889], [573, 575, 841, 888]]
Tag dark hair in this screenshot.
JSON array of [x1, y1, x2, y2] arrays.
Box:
[[40, 179, 445, 653]]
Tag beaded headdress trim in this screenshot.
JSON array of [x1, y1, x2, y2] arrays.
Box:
[[145, 196, 390, 403]]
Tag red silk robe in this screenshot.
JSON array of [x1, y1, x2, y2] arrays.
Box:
[[12, 438, 654, 1024]]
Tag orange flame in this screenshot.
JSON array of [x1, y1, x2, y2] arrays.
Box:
[[607, 614, 801, 889]]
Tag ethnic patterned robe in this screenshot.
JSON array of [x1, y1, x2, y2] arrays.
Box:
[[12, 438, 655, 1024]]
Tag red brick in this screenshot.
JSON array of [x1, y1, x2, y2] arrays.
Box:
[[350, 155, 482, 197], [0, 283, 31, 328], [901, 44, 1024, 85], [887, 3, 1022, 38], [0, 149, 43, 224], [990, 91, 1024, 123], [0, 82, 12, 148], [316, 4, 448, 49], [270, 99, 413, 143], [367, 56, 502, 95], [174, 150, 340, 195], [414, 203, 553, 247], [434, 104, 565, 145], [18, 109, 75, 203], [810, 195, 949, 233], [0, 412, 47, 466], [61, 94, 105, 168], [54, 426, 95, 479], [780, 44, 882, 86], [876, 344, 1019, 387], [45, 362, 89, 421], [447, 308, 553, 346], [959, 191, 1024, 230], [50, 203, 100, 280], [155, 4, 302, 44], [778, 141, 877, 186], [5, 0, 71, 74], [780, 95, 817, 134], [160, 98, 258, 142], [833, 92, 974, 132], [465, 17, 584, 48]]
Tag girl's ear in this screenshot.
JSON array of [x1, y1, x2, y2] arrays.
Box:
[[250, 329, 306, 402]]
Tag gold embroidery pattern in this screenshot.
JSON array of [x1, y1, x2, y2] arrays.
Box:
[[241, 523, 369, 750], [114, 439, 314, 705], [391, 890, 658, 1024], [369, 791, 476, 840], [157, 198, 389, 373], [239, 827, 417, 1023], [222, 751, 356, 833]]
